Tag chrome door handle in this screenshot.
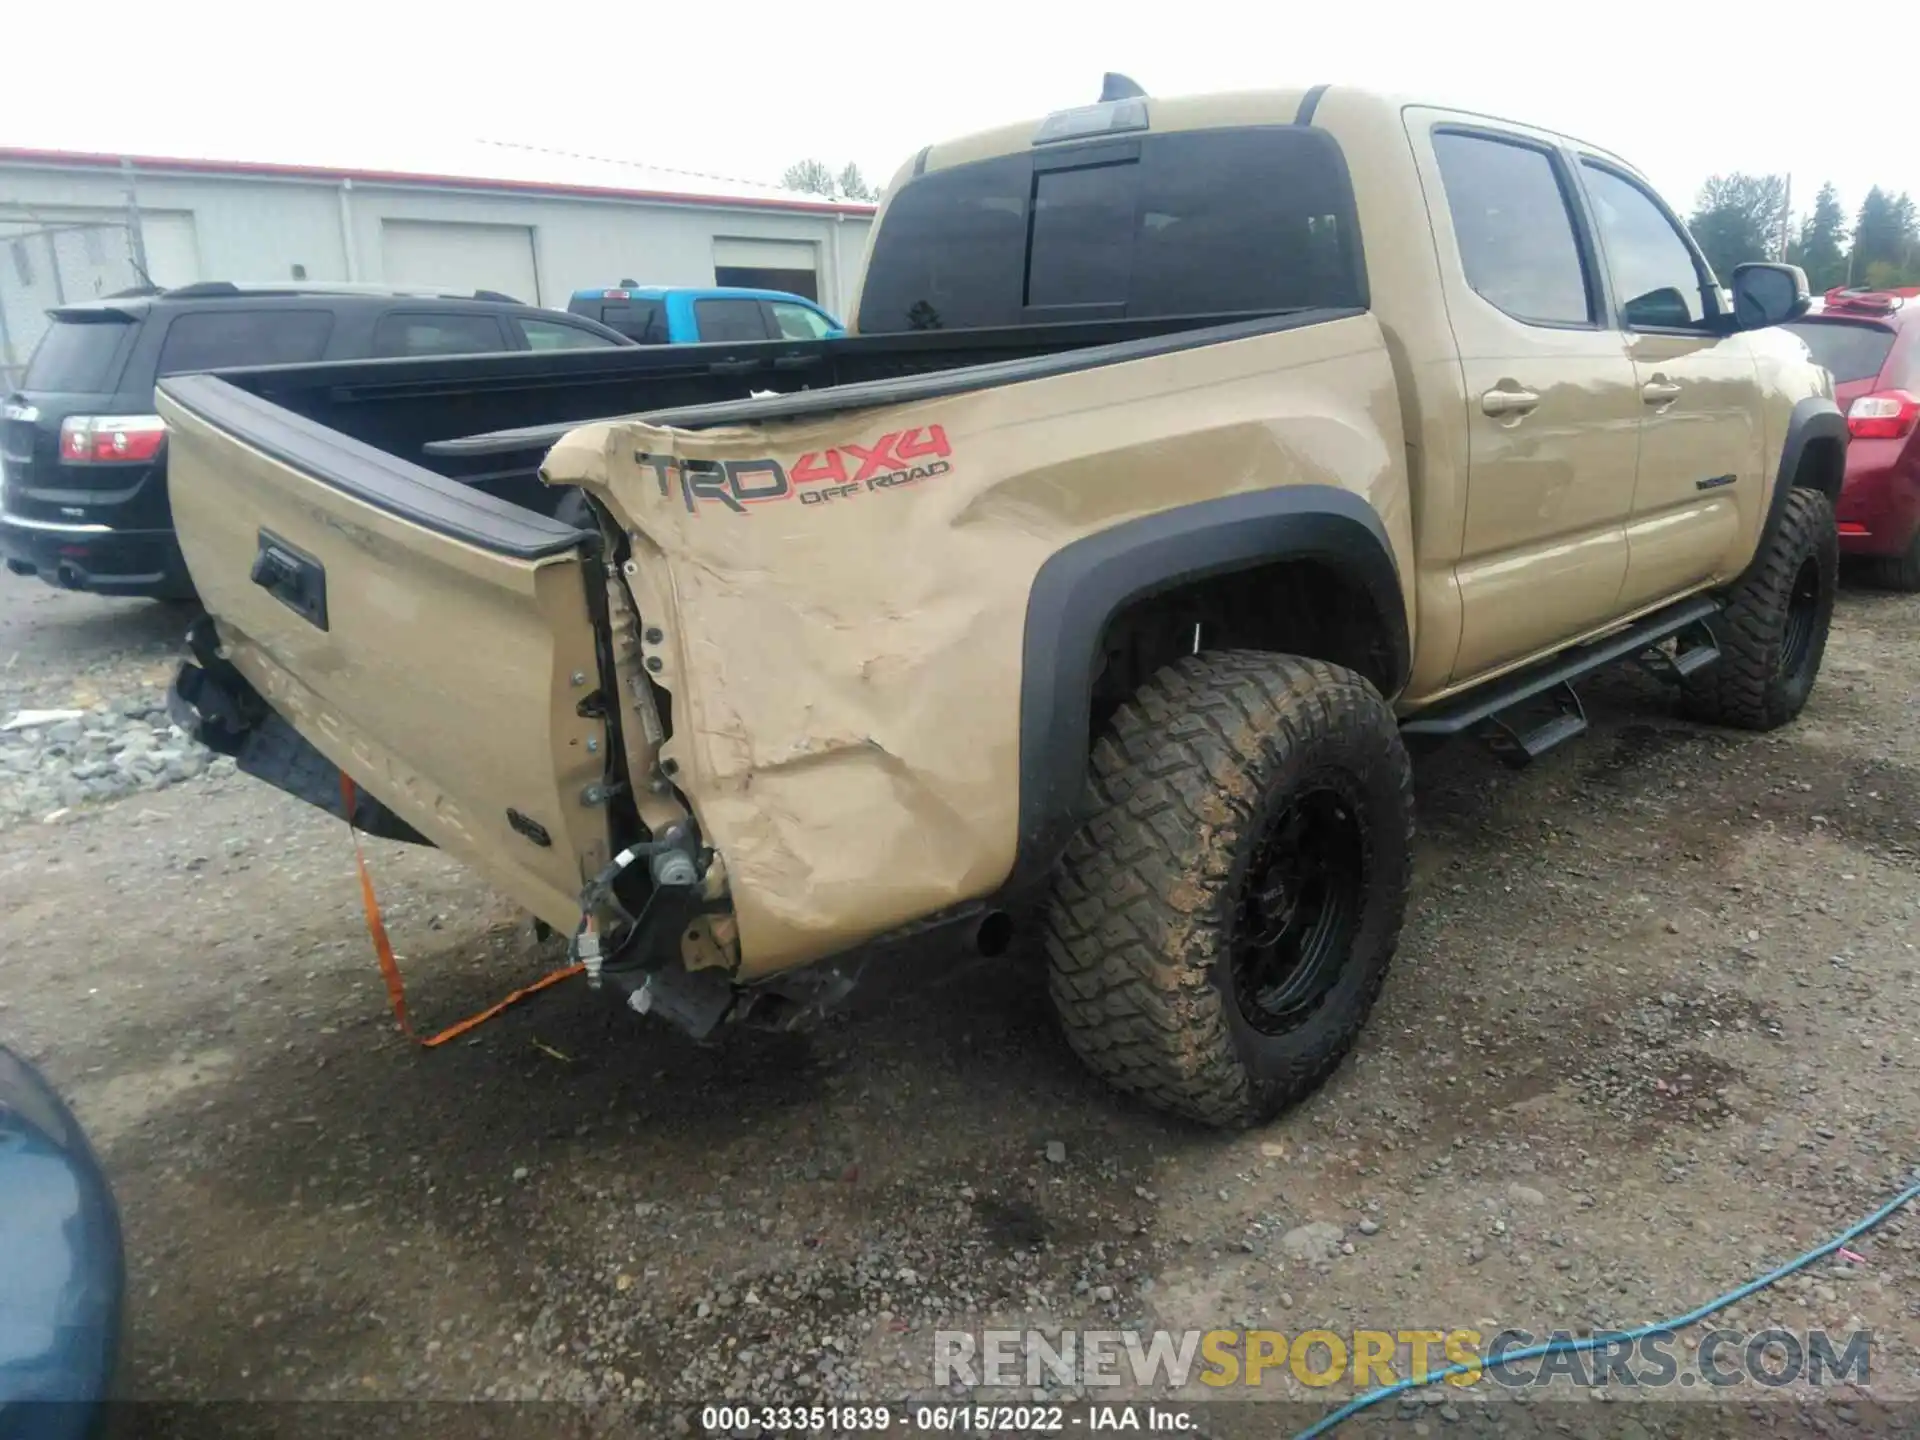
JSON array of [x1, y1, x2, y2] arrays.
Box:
[[1481, 386, 1540, 418], [1642, 379, 1683, 404]]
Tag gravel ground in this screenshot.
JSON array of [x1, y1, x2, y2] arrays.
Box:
[[1, 565, 1917, 1439], [0, 583, 216, 820]]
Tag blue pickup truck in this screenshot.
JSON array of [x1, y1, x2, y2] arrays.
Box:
[[565, 286, 845, 344]]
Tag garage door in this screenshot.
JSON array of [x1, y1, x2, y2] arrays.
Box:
[[140, 212, 202, 288], [381, 220, 539, 304], [712, 237, 818, 301]]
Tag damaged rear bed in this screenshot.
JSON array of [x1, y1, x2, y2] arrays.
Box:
[[159, 304, 1400, 1028]]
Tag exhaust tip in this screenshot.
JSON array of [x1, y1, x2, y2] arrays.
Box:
[[54, 564, 82, 590], [974, 909, 1014, 958]]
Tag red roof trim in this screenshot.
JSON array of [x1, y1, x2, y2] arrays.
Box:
[[0, 146, 878, 217]]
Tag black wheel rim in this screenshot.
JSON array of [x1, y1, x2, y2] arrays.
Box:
[[1230, 783, 1367, 1035], [1780, 555, 1822, 679]]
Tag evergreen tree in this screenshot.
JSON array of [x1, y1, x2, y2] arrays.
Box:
[[1851, 188, 1907, 279], [782, 159, 837, 198], [1892, 193, 1920, 283], [836, 164, 877, 202], [1788, 182, 1848, 292], [782, 160, 880, 203], [1690, 174, 1788, 279]]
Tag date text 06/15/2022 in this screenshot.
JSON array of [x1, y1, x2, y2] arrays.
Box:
[[698, 1403, 1197, 1432]]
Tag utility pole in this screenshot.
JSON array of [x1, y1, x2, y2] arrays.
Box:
[[1779, 173, 1792, 261], [0, 288, 16, 385], [120, 158, 150, 285]]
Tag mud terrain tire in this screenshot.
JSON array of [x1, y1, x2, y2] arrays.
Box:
[[1681, 487, 1837, 731], [1044, 652, 1414, 1128], [1869, 532, 1920, 593]]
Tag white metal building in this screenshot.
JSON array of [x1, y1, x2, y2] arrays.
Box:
[[0, 143, 877, 383]]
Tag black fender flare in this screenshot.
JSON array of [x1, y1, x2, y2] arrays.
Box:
[[1005, 485, 1408, 894], [1731, 395, 1846, 591]]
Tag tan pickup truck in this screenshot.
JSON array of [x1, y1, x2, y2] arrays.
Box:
[[160, 79, 1845, 1127]]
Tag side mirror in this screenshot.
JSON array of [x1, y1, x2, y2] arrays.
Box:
[[1730, 262, 1810, 330]]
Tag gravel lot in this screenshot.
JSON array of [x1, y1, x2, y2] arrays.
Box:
[[2, 565, 1917, 1437]]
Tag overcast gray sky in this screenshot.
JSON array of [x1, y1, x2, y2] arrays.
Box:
[[5, 0, 1914, 225]]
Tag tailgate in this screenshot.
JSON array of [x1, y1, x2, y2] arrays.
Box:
[[156, 374, 610, 928]]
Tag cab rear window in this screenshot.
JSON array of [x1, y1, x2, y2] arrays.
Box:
[[857, 125, 1365, 333], [598, 300, 669, 344], [1784, 319, 1895, 385], [23, 317, 133, 393]]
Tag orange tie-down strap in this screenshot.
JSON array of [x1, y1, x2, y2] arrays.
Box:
[[339, 775, 582, 1047]]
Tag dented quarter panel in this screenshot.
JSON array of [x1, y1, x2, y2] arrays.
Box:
[[545, 315, 1409, 977]]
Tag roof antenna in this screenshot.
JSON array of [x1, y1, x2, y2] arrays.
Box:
[[1100, 72, 1147, 102]]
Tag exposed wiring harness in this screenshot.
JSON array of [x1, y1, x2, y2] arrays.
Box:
[[569, 830, 700, 984], [1292, 1172, 1920, 1438]]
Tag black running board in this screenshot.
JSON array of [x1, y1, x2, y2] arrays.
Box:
[[1472, 681, 1588, 769], [1402, 594, 1723, 752]]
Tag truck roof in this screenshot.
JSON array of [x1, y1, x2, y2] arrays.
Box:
[[569, 285, 829, 307], [911, 83, 1633, 181]]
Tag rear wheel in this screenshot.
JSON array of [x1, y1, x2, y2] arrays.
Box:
[[1682, 487, 1837, 731], [1868, 531, 1920, 592], [1043, 651, 1413, 1128]]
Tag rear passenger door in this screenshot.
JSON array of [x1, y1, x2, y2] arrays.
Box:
[[1412, 117, 1642, 681], [690, 297, 772, 343], [1574, 160, 1766, 609]]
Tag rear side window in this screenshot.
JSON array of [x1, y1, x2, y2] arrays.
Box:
[[23, 318, 133, 392], [516, 318, 622, 351], [1432, 133, 1591, 327], [157, 310, 335, 375], [598, 300, 669, 343], [769, 302, 836, 340], [370, 312, 509, 358], [694, 298, 771, 342], [1783, 319, 1897, 385], [856, 126, 1365, 332]]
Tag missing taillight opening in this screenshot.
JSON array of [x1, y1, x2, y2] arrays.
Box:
[[57, 414, 167, 464]]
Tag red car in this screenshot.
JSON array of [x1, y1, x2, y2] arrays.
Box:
[[1786, 287, 1920, 588]]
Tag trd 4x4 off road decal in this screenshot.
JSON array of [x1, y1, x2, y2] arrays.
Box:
[[638, 425, 953, 515]]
